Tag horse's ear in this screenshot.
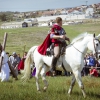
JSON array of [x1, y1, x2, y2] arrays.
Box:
[[93, 33, 95, 38], [96, 34, 100, 39]]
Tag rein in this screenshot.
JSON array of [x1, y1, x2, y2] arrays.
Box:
[[70, 38, 100, 57], [72, 45, 85, 55]]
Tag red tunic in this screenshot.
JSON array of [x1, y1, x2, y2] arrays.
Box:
[[51, 24, 61, 46]]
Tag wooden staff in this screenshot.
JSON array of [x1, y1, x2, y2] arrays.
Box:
[[23, 45, 26, 58], [2, 33, 18, 79], [2, 33, 8, 50]]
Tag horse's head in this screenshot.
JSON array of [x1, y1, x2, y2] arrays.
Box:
[[87, 33, 100, 58]]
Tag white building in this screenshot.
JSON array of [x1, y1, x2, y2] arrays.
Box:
[[60, 10, 68, 15], [69, 10, 84, 15], [85, 8, 94, 16]]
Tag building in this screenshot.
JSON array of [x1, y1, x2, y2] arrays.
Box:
[[85, 8, 94, 16], [22, 22, 28, 27]]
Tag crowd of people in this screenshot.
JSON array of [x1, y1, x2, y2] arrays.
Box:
[[82, 52, 100, 77]]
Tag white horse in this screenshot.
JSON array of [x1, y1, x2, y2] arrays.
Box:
[[22, 33, 100, 98]]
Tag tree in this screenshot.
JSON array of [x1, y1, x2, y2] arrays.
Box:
[[0, 14, 7, 21], [0, 13, 13, 22]]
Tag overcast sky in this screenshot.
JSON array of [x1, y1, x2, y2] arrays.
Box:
[[0, 0, 100, 12]]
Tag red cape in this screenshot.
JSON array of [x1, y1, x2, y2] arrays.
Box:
[[38, 33, 51, 55]]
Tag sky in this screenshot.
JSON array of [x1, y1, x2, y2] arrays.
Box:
[[0, 0, 100, 12]]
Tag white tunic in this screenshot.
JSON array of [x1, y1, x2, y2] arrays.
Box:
[[0, 51, 10, 82]]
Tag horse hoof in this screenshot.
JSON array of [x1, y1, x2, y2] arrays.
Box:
[[37, 89, 41, 93], [43, 89, 46, 92], [83, 94, 86, 98], [68, 90, 72, 95], [43, 87, 47, 92]]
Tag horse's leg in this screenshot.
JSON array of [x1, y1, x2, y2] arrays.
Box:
[[41, 65, 49, 92], [73, 69, 86, 98], [68, 74, 76, 95], [35, 63, 43, 91]]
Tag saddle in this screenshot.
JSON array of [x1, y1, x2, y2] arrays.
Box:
[[46, 39, 67, 56]]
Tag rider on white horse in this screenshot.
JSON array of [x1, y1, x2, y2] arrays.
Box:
[[40, 17, 70, 76], [50, 17, 70, 76]]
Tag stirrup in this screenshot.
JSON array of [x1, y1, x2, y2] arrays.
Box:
[[61, 52, 65, 55], [52, 71, 56, 76]]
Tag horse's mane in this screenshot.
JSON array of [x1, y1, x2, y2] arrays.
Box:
[[71, 32, 92, 44]]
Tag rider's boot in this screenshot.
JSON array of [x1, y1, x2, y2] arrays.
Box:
[[51, 57, 58, 76]]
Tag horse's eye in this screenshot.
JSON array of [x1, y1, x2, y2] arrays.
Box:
[[96, 43, 98, 46]]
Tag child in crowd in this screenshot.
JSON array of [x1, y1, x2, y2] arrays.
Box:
[[89, 66, 98, 77]]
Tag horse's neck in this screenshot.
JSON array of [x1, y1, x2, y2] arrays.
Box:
[[72, 37, 89, 55]]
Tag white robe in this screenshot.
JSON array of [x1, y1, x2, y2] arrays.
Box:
[[0, 51, 10, 82]]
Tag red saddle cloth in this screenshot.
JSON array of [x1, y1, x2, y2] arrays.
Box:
[[38, 34, 51, 55], [18, 59, 25, 70]]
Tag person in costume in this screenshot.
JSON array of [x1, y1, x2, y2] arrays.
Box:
[[0, 44, 10, 82], [18, 52, 27, 73], [9, 52, 20, 76], [38, 17, 70, 76], [50, 17, 70, 76], [89, 66, 98, 77]]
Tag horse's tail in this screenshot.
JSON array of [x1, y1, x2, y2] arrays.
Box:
[[21, 46, 37, 82]]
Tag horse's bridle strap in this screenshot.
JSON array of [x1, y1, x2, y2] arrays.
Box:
[[71, 38, 100, 57], [93, 38, 100, 58]]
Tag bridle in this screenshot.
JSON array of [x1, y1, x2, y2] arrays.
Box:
[[71, 38, 100, 58], [72, 45, 85, 55], [93, 38, 100, 58]]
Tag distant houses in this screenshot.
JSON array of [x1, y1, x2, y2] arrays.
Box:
[[11, 3, 100, 19], [42, 11, 54, 16], [0, 19, 38, 29], [0, 3, 100, 29]]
